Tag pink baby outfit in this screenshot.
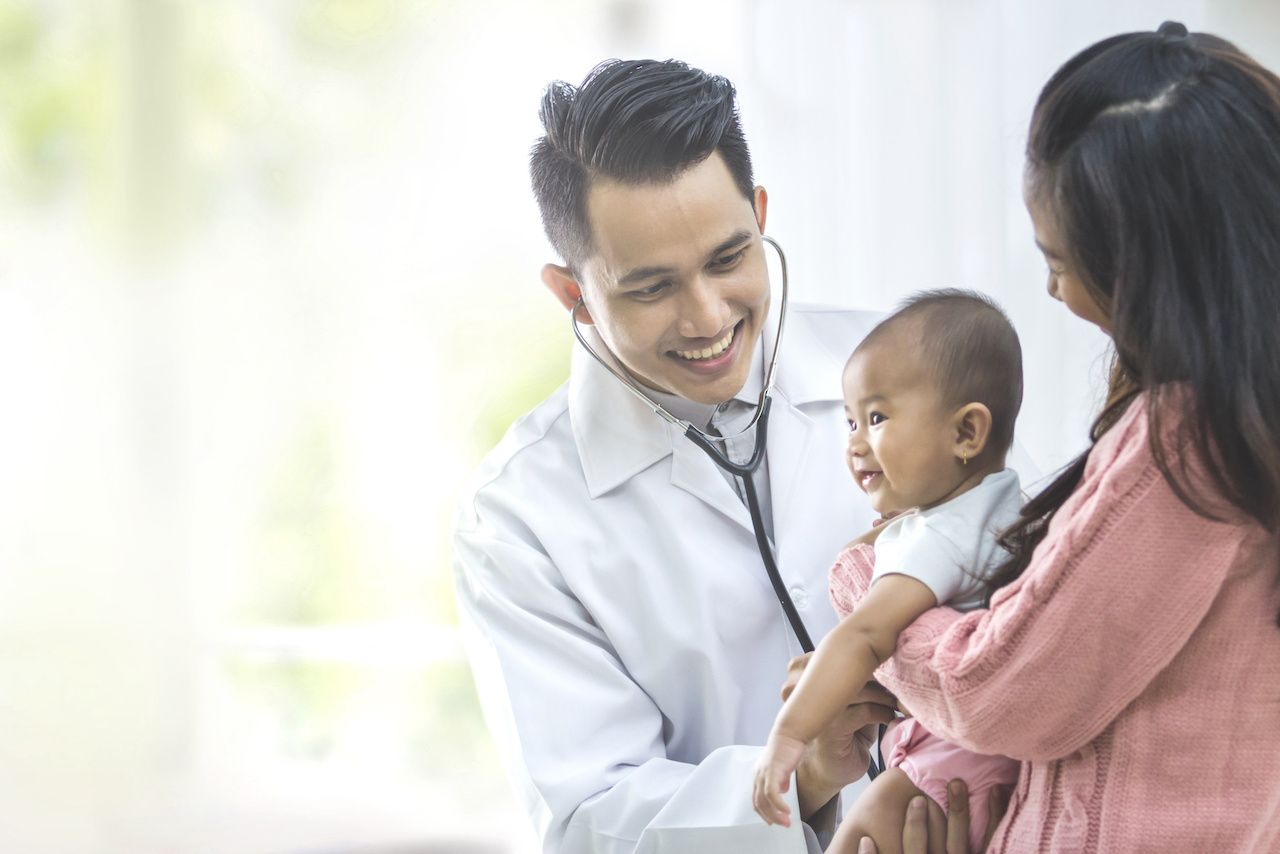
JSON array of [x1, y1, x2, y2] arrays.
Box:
[[829, 394, 1280, 852], [830, 547, 1019, 853]]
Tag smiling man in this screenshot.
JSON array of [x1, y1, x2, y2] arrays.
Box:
[[454, 60, 910, 853]]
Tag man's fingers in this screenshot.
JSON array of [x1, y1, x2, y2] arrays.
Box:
[[849, 681, 898, 708], [902, 796, 929, 854], [984, 784, 1012, 845], [842, 700, 896, 730], [945, 780, 971, 854], [780, 652, 813, 701]]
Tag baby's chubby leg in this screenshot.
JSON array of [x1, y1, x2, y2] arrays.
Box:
[[828, 768, 946, 854]]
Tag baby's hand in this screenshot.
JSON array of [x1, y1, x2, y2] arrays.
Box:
[[752, 731, 808, 827]]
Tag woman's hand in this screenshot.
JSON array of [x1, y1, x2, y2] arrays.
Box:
[[855, 782, 1012, 854]]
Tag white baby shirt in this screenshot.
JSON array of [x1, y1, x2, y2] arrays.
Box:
[[870, 468, 1023, 612]]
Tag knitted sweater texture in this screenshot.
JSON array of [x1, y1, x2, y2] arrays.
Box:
[[828, 395, 1280, 852]]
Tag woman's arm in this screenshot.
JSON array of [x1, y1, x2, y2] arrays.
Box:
[[862, 408, 1251, 761]]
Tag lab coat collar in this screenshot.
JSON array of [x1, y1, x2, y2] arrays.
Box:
[[568, 304, 845, 499]]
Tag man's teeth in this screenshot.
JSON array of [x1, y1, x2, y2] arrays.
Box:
[[675, 327, 735, 361]]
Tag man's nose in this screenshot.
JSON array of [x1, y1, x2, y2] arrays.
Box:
[[676, 276, 730, 339]]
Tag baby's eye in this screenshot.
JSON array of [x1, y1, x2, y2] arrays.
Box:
[[868, 412, 886, 426], [846, 418, 857, 432]]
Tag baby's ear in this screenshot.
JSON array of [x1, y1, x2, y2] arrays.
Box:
[[953, 402, 993, 461]]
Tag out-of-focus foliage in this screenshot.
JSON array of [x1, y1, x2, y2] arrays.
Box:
[[244, 417, 376, 625], [0, 1, 103, 199]]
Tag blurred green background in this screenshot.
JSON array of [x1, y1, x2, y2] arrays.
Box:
[[0, 0, 582, 850]]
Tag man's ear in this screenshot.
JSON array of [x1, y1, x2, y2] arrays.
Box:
[[952, 402, 993, 463], [541, 263, 594, 325], [753, 185, 768, 234]]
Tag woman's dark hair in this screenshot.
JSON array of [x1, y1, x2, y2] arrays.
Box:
[[988, 22, 1280, 611], [529, 59, 754, 274]]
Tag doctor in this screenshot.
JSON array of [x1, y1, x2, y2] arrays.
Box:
[[454, 59, 984, 853]]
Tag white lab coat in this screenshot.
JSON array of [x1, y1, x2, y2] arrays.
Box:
[[454, 304, 884, 853]]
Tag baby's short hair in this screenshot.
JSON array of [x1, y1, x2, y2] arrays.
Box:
[[855, 289, 1024, 457]]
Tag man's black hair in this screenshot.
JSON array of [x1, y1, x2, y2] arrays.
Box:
[[855, 289, 1024, 458], [530, 59, 755, 273]]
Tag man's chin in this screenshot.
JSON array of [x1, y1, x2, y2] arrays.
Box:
[[665, 362, 752, 406]]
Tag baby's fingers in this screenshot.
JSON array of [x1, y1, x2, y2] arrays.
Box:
[[751, 772, 792, 827]]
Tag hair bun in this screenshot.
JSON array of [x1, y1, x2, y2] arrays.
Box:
[[1158, 20, 1189, 39]]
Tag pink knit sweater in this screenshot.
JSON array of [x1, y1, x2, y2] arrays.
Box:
[[829, 395, 1280, 852]]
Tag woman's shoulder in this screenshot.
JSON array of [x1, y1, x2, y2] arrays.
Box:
[[1085, 393, 1151, 473], [1085, 387, 1190, 478], [1083, 385, 1245, 522]]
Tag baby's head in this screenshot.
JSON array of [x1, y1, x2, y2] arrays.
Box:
[[843, 290, 1023, 515]]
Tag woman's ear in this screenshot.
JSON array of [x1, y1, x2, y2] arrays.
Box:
[[541, 263, 593, 324], [953, 402, 993, 464]]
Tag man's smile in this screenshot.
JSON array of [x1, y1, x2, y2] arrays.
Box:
[[672, 322, 739, 361], [666, 319, 746, 375]]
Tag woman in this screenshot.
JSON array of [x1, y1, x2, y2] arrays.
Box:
[[843, 21, 1280, 852]]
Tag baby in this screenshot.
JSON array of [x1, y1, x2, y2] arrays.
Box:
[[753, 290, 1023, 853]]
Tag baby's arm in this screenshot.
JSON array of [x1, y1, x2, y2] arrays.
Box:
[[752, 574, 937, 826]]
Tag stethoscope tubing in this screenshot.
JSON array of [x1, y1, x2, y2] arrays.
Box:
[[683, 396, 814, 652], [568, 234, 884, 779]]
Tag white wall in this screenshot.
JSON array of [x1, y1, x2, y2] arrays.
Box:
[[731, 0, 1236, 481]]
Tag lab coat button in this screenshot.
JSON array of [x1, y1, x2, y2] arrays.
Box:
[[788, 584, 808, 609]]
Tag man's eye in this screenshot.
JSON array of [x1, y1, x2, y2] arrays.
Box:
[[632, 281, 671, 299], [869, 412, 886, 426], [711, 248, 747, 269]]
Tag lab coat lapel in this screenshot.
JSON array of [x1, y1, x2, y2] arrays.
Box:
[[764, 307, 850, 563], [569, 323, 755, 533], [764, 390, 814, 552], [668, 436, 755, 535], [569, 329, 675, 499]]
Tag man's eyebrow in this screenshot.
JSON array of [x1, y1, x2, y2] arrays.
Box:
[[617, 264, 677, 287], [709, 230, 753, 259], [615, 230, 755, 287]]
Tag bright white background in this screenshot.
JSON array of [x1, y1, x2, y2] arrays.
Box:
[[1, 1, 1276, 852]]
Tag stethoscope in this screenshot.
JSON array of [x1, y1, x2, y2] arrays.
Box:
[[570, 234, 886, 780]]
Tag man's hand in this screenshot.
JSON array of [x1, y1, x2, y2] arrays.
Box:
[[782, 654, 897, 821]]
